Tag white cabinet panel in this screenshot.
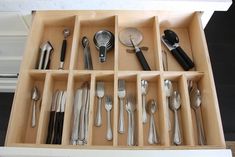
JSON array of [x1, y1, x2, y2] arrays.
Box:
[[0, 36, 26, 57], [0, 59, 21, 74]]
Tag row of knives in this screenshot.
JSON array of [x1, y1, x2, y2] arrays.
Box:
[[46, 90, 67, 144]]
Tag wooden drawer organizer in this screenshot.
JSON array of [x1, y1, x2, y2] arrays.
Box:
[[5, 11, 225, 149]]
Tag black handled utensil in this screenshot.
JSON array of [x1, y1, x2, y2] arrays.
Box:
[[46, 90, 59, 144], [119, 27, 151, 71], [162, 29, 194, 71], [59, 29, 70, 70]]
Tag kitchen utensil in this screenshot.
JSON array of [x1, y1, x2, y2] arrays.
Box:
[[58, 91, 66, 144], [146, 99, 159, 144], [161, 29, 194, 71], [119, 27, 151, 71], [126, 46, 149, 53], [46, 90, 59, 144], [52, 91, 66, 144], [31, 86, 40, 128], [52, 91, 63, 144], [141, 80, 148, 124], [162, 50, 168, 71], [84, 84, 90, 144], [190, 87, 206, 145], [78, 83, 88, 142], [164, 80, 172, 130], [126, 95, 136, 146], [187, 80, 194, 92], [82, 36, 93, 70], [118, 79, 126, 133], [93, 30, 114, 62], [105, 96, 113, 141], [71, 89, 83, 145], [95, 81, 105, 127], [170, 91, 182, 145], [38, 41, 54, 70], [59, 28, 70, 69]]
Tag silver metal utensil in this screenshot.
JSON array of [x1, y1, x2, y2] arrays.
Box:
[[190, 87, 206, 145], [84, 88, 90, 144], [71, 89, 83, 145], [164, 80, 172, 130], [170, 91, 182, 145], [95, 81, 105, 127], [31, 86, 40, 128], [146, 99, 159, 144], [126, 95, 136, 146], [118, 80, 126, 134], [38, 41, 54, 70], [93, 30, 114, 62], [78, 83, 88, 142], [105, 96, 113, 141], [162, 50, 168, 71], [141, 80, 148, 124], [82, 36, 93, 70]]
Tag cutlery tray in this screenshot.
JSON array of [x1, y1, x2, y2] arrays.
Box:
[[5, 11, 225, 149]]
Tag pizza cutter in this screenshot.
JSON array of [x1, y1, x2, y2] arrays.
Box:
[[119, 27, 151, 71]]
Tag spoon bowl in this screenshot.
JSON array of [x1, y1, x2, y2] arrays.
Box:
[[32, 86, 40, 101], [170, 91, 181, 111], [146, 99, 157, 115]]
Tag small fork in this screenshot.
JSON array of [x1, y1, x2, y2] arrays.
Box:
[[95, 81, 104, 127], [118, 79, 126, 133], [105, 96, 113, 141]]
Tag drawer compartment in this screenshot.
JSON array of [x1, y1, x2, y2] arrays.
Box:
[[5, 11, 225, 149]]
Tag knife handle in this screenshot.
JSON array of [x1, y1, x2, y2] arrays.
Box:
[[46, 111, 55, 144], [52, 112, 60, 144], [135, 49, 151, 71], [171, 49, 191, 71], [176, 46, 194, 69], [58, 112, 64, 144]]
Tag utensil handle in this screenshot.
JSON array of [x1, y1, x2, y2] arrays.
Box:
[[135, 49, 151, 71], [58, 112, 64, 144], [131, 112, 135, 146], [46, 111, 55, 144], [166, 98, 171, 130], [152, 114, 159, 144], [173, 110, 182, 145], [79, 106, 85, 140], [95, 98, 102, 127], [31, 101, 36, 128], [52, 112, 60, 144], [106, 111, 112, 140], [171, 48, 191, 71], [127, 112, 132, 146], [118, 98, 125, 133], [38, 49, 46, 69], [195, 109, 206, 145], [176, 46, 194, 69], [148, 114, 154, 144], [60, 40, 67, 62], [84, 43, 93, 70], [99, 46, 107, 62], [142, 95, 147, 124]]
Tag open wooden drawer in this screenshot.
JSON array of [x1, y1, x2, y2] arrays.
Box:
[[5, 11, 225, 149]]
